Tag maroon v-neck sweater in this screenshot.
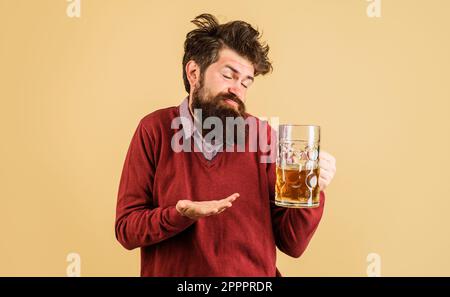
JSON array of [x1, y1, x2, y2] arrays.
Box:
[[115, 103, 326, 277]]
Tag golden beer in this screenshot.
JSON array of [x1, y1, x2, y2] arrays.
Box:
[[275, 125, 320, 208], [275, 165, 320, 208]]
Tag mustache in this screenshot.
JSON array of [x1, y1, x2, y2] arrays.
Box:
[[214, 93, 244, 106]]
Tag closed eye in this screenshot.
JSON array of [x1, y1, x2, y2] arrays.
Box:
[[222, 74, 232, 79], [242, 80, 253, 89]]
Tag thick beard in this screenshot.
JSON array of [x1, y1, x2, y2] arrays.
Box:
[[191, 79, 248, 146]]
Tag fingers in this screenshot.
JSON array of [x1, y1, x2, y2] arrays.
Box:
[[320, 150, 335, 163], [319, 155, 335, 167], [216, 208, 227, 214], [209, 193, 239, 214], [223, 193, 240, 203], [318, 152, 336, 191], [176, 193, 240, 219], [320, 152, 336, 167], [319, 152, 336, 177], [319, 161, 335, 176], [201, 207, 220, 216], [214, 193, 240, 213], [319, 169, 333, 191], [319, 169, 333, 185]]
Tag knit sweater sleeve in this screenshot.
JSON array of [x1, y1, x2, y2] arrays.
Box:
[[115, 119, 195, 250], [269, 173, 326, 258]]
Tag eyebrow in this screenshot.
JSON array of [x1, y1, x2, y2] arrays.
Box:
[[224, 65, 254, 82]]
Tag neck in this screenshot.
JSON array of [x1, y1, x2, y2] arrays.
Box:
[[187, 94, 195, 117]]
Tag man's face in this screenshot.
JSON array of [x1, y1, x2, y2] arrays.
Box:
[[191, 48, 255, 122]]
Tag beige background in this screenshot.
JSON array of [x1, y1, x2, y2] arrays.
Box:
[[1, 0, 449, 276]]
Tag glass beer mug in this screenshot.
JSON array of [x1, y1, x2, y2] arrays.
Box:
[[275, 125, 321, 208]]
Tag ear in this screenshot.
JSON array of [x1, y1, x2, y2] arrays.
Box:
[[185, 60, 201, 89]]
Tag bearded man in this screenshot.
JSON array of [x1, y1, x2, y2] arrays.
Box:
[[115, 13, 337, 277]]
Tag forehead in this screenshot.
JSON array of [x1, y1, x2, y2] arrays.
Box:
[[213, 48, 255, 76]]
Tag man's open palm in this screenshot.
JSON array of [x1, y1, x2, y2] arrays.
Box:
[[176, 193, 239, 220]]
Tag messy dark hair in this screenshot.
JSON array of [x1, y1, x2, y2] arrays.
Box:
[[182, 13, 273, 93]]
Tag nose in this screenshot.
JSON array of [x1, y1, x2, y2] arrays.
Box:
[[228, 85, 244, 102]]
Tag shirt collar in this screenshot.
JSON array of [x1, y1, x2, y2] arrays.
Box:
[[179, 96, 194, 140], [178, 96, 226, 148]]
